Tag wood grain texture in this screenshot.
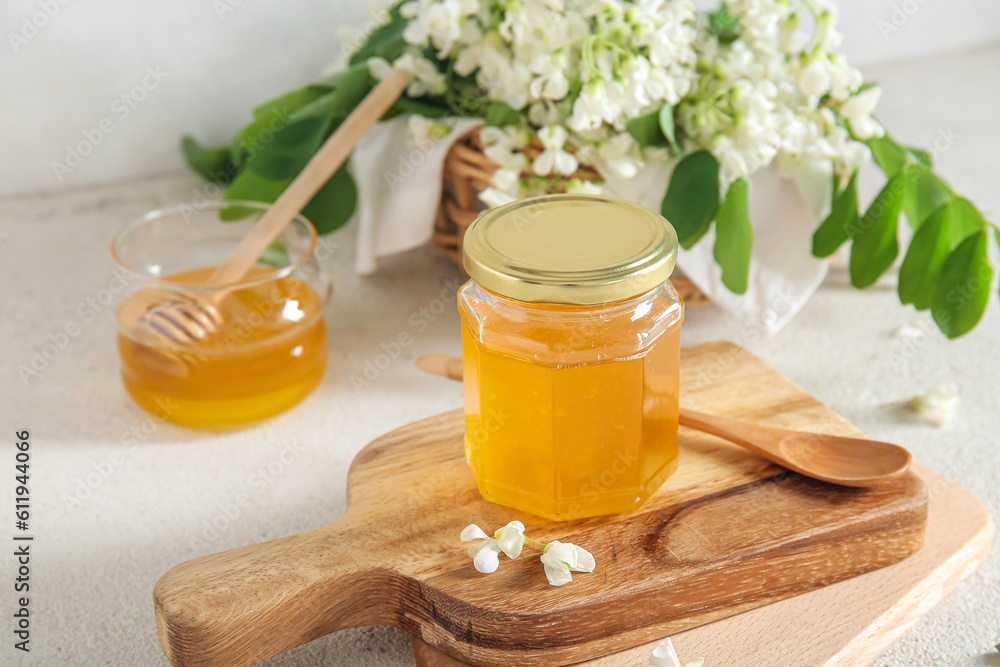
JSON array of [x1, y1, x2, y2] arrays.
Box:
[[153, 342, 929, 667], [412, 464, 992, 666]]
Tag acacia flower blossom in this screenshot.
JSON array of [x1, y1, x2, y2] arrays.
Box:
[[650, 637, 705, 667], [460, 521, 596, 586], [910, 383, 959, 427], [461, 520, 525, 573], [539, 541, 596, 586], [533, 125, 578, 176], [839, 86, 884, 140], [367, 54, 447, 97]]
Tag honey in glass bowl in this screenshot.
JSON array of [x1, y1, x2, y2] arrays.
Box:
[[111, 202, 331, 428], [459, 194, 683, 521]]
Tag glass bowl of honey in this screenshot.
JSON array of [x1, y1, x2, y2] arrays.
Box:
[[111, 201, 331, 428]]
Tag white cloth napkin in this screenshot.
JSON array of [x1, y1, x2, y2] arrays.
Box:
[[350, 116, 833, 334]]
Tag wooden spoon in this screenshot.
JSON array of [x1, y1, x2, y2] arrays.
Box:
[[415, 353, 912, 487], [122, 68, 412, 345]]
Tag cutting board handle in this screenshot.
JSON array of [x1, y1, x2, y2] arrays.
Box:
[[153, 513, 388, 667]]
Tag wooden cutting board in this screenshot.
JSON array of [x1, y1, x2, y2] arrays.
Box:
[[154, 342, 930, 667], [411, 463, 993, 666]]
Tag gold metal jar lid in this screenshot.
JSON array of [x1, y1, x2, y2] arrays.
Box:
[[463, 194, 678, 305]]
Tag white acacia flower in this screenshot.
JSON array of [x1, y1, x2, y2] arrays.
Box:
[[533, 125, 578, 176], [479, 187, 517, 208], [798, 57, 831, 97], [497, 62, 534, 111], [712, 135, 751, 182], [489, 167, 521, 195], [360, 0, 881, 196], [366, 53, 442, 97], [568, 87, 610, 132], [840, 87, 884, 140], [892, 320, 929, 341], [481, 126, 528, 170], [529, 53, 570, 101], [454, 35, 510, 80], [366, 56, 393, 80], [528, 100, 564, 127], [495, 520, 526, 558], [539, 541, 595, 586], [597, 133, 644, 180], [567, 178, 604, 195], [407, 115, 452, 146], [826, 54, 863, 100], [650, 637, 704, 667], [460, 521, 526, 572], [910, 383, 959, 427], [401, 0, 479, 57]]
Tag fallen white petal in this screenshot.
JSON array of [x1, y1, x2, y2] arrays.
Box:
[[542, 541, 595, 572], [910, 382, 959, 427], [461, 524, 490, 542], [650, 637, 681, 667], [496, 521, 525, 559], [571, 544, 596, 572], [892, 321, 927, 341], [470, 540, 502, 574], [542, 562, 574, 586], [652, 638, 703, 667]]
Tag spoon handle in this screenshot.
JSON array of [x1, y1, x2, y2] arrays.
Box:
[[206, 68, 411, 287], [678, 408, 787, 463]]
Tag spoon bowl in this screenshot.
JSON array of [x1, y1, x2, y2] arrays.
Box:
[[778, 433, 912, 487]]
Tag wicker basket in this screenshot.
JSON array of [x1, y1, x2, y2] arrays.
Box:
[[432, 127, 710, 307]]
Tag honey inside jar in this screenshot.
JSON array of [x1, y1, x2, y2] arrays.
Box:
[[459, 194, 684, 521], [117, 266, 327, 428], [461, 286, 682, 521]]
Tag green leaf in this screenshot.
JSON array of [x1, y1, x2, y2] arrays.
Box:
[[849, 176, 903, 288], [389, 95, 451, 119], [288, 66, 374, 123], [944, 196, 986, 248], [243, 115, 332, 181], [259, 239, 291, 269], [300, 162, 358, 234], [221, 168, 290, 220], [180, 136, 235, 186], [348, 11, 408, 67], [898, 204, 953, 310], [222, 155, 358, 233], [932, 231, 993, 338], [898, 197, 984, 305], [867, 134, 910, 179], [707, 3, 742, 44], [625, 110, 666, 147], [902, 168, 950, 229], [252, 86, 333, 121], [658, 104, 680, 154], [713, 178, 753, 294], [661, 150, 720, 249], [812, 172, 858, 258], [907, 146, 932, 169], [484, 101, 522, 128]]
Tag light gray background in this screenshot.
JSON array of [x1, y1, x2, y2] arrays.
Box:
[[1, 2, 999, 666]]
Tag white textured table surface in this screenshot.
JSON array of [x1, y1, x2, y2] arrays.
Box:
[[2, 44, 999, 667]]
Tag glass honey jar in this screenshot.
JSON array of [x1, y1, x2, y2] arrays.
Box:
[[458, 194, 684, 521]]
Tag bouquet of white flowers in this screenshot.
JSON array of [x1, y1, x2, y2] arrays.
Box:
[[183, 0, 996, 338]]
